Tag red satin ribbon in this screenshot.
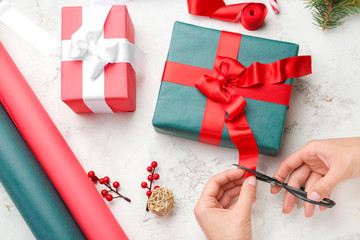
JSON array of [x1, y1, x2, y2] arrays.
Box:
[[161, 30, 312, 176], [196, 56, 312, 103], [195, 56, 311, 176], [187, 0, 268, 30]]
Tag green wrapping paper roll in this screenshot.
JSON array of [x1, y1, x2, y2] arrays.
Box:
[[0, 104, 86, 240]]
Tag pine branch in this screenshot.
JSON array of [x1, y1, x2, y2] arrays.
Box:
[[323, 0, 334, 31], [305, 0, 360, 31]]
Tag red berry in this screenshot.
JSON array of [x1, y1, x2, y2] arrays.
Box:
[[151, 161, 158, 168], [146, 191, 152, 197], [154, 186, 160, 190], [101, 190, 108, 196], [99, 178, 105, 184], [147, 166, 153, 172], [141, 182, 148, 188], [113, 181, 120, 188], [153, 174, 160, 180], [106, 194, 113, 201], [147, 175, 153, 181], [88, 171, 95, 178], [103, 176, 110, 183], [91, 177, 98, 183]]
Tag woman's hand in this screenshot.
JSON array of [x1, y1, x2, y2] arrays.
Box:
[[271, 138, 360, 217], [194, 169, 257, 240]]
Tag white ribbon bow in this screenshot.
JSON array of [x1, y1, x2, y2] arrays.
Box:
[[69, 25, 120, 79], [67, 4, 144, 80]]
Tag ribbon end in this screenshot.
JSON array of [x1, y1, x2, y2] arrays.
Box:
[[88, 57, 108, 80]]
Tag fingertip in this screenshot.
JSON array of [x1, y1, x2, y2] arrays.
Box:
[[226, 168, 245, 177], [304, 203, 315, 218], [319, 206, 327, 211], [247, 176, 257, 187], [282, 204, 293, 214], [282, 194, 295, 214], [235, 167, 245, 174], [307, 191, 322, 202], [282, 207, 290, 214], [319, 195, 330, 211], [270, 185, 282, 194], [241, 176, 257, 201], [282, 202, 290, 214], [233, 175, 258, 217]]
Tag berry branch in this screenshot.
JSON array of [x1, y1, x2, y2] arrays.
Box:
[[88, 171, 131, 202], [141, 161, 160, 211]]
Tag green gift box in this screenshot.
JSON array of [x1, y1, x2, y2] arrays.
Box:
[[153, 22, 302, 156]]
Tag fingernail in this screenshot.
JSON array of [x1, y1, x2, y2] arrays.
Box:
[[308, 191, 321, 201], [248, 176, 257, 186]]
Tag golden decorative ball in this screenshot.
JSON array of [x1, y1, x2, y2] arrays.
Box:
[[146, 187, 174, 216]]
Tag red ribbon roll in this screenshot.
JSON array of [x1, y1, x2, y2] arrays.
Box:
[[187, 0, 268, 30]]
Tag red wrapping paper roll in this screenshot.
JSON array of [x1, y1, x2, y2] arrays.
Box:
[[0, 43, 128, 239]]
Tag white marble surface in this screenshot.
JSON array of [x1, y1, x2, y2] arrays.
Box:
[[0, 0, 360, 239]]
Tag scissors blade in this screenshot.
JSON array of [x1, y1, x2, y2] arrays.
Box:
[[232, 164, 268, 178], [232, 164, 258, 175], [232, 164, 276, 183]]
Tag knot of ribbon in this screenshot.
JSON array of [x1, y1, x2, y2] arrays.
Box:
[[196, 57, 249, 120], [187, 0, 268, 30], [69, 26, 119, 79], [196, 56, 248, 103]]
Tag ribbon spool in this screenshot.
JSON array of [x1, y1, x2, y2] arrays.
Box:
[[240, 3, 267, 30], [187, 0, 268, 31]]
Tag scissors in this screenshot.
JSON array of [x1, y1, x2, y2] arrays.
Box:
[[233, 164, 336, 208]]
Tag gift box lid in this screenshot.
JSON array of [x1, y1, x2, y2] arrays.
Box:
[[153, 22, 299, 156]]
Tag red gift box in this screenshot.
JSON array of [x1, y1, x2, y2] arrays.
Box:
[[61, 5, 136, 113]]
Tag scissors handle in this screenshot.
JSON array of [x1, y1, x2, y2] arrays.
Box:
[[232, 163, 336, 208], [283, 184, 307, 198], [283, 184, 336, 208]]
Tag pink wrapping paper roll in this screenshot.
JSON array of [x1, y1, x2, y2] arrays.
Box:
[[0, 43, 128, 239]]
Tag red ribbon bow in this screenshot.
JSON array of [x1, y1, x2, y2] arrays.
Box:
[[187, 0, 268, 30], [195, 55, 312, 177], [196, 57, 249, 120], [196, 55, 312, 118]]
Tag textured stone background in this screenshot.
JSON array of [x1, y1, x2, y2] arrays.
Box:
[[0, 0, 359, 239]]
